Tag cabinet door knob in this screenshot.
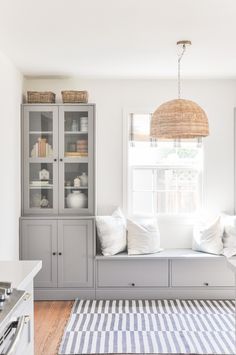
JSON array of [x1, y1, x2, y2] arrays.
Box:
[[23, 293, 31, 301], [52, 252, 56, 256], [54, 158, 57, 162], [60, 158, 63, 162], [24, 316, 30, 324], [203, 282, 209, 286], [58, 252, 62, 256], [131, 283, 135, 287]]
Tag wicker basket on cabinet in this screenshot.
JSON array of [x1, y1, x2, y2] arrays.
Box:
[[61, 90, 88, 103], [27, 91, 56, 104]]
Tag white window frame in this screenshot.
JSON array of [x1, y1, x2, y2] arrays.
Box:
[[122, 108, 206, 218]]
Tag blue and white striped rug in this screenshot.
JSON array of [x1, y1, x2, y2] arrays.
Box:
[[58, 299, 235, 354]]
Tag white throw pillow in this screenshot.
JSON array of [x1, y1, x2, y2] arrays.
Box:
[[127, 219, 162, 255], [222, 214, 236, 257], [192, 216, 223, 255], [96, 207, 127, 256]]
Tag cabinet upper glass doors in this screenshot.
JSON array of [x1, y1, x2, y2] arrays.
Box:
[[59, 106, 94, 215], [23, 106, 58, 214], [22, 104, 94, 215]]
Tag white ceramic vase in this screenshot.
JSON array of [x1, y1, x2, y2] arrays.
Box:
[[79, 172, 88, 187], [66, 190, 87, 209]]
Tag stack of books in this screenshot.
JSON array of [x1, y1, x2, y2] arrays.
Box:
[[76, 139, 88, 156], [31, 137, 53, 157]]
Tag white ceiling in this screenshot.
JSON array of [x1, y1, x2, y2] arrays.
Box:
[[1, 0, 236, 78]]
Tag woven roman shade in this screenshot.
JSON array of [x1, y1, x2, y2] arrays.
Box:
[[130, 113, 152, 142], [151, 99, 209, 139]]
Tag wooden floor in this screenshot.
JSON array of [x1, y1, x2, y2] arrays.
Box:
[[34, 301, 73, 355]]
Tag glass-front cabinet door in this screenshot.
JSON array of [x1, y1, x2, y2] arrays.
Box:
[[58, 106, 94, 215], [23, 106, 59, 214]]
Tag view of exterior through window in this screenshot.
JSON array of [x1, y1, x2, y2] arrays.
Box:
[[127, 113, 203, 216]]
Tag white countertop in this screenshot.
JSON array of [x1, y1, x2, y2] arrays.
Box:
[[0, 260, 42, 290]]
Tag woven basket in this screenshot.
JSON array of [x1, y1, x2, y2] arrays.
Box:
[[27, 91, 56, 104], [61, 90, 88, 103]]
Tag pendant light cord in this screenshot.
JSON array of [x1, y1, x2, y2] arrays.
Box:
[[178, 44, 186, 99]]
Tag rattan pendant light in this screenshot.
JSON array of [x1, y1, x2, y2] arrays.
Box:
[[151, 41, 209, 139]]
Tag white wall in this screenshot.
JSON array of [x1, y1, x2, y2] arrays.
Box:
[[0, 52, 22, 260], [23, 77, 236, 247]]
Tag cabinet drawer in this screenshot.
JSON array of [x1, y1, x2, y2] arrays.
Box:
[[97, 260, 168, 287], [171, 259, 234, 287]]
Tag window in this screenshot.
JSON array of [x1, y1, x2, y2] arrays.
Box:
[[125, 113, 203, 216]]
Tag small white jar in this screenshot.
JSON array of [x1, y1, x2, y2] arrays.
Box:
[[73, 176, 81, 188], [80, 117, 88, 132]]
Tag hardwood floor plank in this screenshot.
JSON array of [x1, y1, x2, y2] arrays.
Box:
[[34, 301, 73, 355]]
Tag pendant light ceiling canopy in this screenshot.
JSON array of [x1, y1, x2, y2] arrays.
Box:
[[151, 41, 209, 140]]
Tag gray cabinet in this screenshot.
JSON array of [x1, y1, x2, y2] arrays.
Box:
[[21, 104, 96, 299], [171, 259, 234, 287], [58, 220, 93, 287], [22, 104, 95, 216], [97, 259, 168, 287], [20, 219, 94, 290], [21, 220, 57, 288]]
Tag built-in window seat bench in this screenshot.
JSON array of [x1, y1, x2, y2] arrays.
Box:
[[95, 249, 235, 299]]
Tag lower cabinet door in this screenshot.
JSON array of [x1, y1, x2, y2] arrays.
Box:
[[21, 219, 58, 288], [57, 220, 94, 288]]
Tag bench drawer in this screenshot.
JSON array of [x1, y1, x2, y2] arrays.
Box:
[[97, 259, 168, 287], [171, 259, 234, 287]]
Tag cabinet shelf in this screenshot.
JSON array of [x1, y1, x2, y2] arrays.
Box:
[[65, 186, 88, 190], [64, 131, 88, 135], [64, 156, 88, 163], [29, 186, 53, 190], [29, 157, 54, 163], [29, 131, 53, 135]]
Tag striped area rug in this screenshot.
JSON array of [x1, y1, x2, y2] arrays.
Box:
[[58, 299, 235, 354]]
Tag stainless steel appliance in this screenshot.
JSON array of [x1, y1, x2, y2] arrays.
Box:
[[0, 282, 31, 355]]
